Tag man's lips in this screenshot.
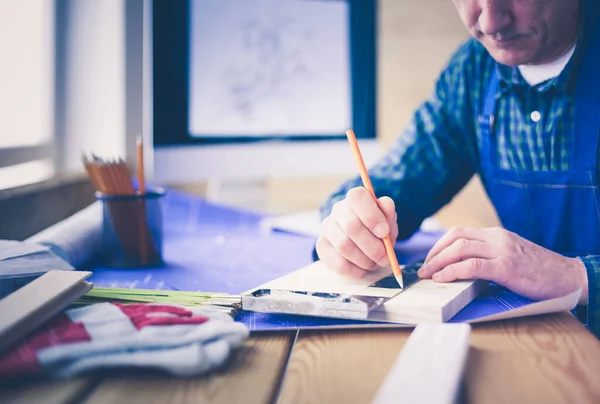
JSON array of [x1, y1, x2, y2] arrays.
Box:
[[491, 35, 525, 48]]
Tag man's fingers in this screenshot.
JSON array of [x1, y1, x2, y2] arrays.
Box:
[[322, 216, 379, 270], [346, 187, 389, 238], [431, 258, 492, 283], [333, 211, 388, 269], [315, 236, 369, 279], [323, 189, 398, 271], [378, 196, 398, 242], [419, 239, 494, 278], [424, 226, 488, 264]]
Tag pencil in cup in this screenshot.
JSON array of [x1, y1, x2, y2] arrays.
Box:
[[344, 129, 403, 287], [83, 157, 164, 267], [136, 136, 149, 264], [99, 191, 164, 268]]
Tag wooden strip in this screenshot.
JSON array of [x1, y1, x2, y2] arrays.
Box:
[[372, 323, 471, 404], [0, 271, 93, 357], [83, 332, 295, 404], [465, 313, 600, 404], [278, 328, 411, 403], [0, 378, 98, 404]]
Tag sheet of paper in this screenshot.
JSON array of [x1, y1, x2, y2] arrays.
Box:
[[260, 210, 323, 238], [451, 285, 580, 323], [260, 209, 446, 239], [0, 240, 74, 279], [0, 240, 50, 261]]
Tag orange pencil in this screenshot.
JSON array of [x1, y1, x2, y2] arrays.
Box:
[[136, 135, 146, 195], [345, 129, 403, 288], [136, 135, 148, 264]]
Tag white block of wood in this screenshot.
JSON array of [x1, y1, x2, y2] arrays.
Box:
[[0, 270, 93, 356], [371, 277, 485, 323], [242, 261, 485, 324], [372, 323, 472, 404]]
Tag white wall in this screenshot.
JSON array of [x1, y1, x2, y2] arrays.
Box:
[[55, 0, 126, 172]]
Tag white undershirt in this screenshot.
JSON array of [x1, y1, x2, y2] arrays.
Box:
[[518, 44, 576, 86]]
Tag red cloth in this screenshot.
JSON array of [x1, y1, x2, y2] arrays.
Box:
[[0, 303, 210, 378]]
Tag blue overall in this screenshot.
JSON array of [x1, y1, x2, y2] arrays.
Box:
[[478, 3, 600, 322]]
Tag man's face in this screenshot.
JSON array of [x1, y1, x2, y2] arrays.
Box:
[[453, 0, 579, 66]]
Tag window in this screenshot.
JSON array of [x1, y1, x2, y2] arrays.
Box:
[[0, 0, 55, 190]]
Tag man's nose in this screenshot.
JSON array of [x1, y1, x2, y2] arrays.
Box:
[[478, 2, 512, 37]]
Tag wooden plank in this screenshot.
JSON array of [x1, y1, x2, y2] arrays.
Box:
[[278, 328, 411, 403], [280, 313, 600, 404], [83, 332, 294, 404], [465, 313, 600, 404], [0, 378, 98, 404], [243, 261, 485, 323]]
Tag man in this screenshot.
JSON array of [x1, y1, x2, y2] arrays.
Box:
[[315, 0, 600, 337]]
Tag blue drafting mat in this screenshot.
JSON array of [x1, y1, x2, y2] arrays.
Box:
[[86, 189, 548, 330]]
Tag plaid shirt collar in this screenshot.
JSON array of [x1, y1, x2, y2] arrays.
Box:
[[494, 48, 579, 96]]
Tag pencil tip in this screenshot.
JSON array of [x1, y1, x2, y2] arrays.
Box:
[[395, 274, 404, 289]]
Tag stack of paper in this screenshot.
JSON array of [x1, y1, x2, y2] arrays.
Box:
[[0, 240, 75, 298]]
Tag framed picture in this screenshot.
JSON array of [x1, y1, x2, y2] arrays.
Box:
[[152, 0, 377, 145]]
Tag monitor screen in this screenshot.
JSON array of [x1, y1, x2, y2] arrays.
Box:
[[189, 0, 351, 137], [152, 0, 376, 147]]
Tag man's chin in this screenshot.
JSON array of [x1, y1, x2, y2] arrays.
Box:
[[486, 47, 533, 67]]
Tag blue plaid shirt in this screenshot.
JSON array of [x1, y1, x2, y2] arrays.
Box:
[[319, 38, 600, 337]]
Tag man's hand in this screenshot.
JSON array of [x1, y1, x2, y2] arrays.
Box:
[[418, 226, 589, 304], [315, 187, 399, 279]]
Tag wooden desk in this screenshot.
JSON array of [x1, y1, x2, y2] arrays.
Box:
[[2, 312, 599, 404], [1, 179, 598, 403]]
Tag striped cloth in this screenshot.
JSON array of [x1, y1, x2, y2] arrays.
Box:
[[0, 302, 249, 379]]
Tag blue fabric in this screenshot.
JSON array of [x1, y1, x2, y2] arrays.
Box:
[[478, 8, 600, 328]]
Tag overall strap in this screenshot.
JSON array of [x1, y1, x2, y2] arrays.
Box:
[[478, 67, 500, 168]]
